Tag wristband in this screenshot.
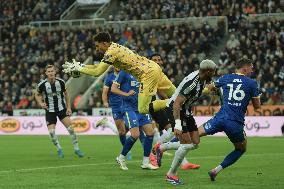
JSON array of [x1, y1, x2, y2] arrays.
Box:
[[174, 119, 182, 131]]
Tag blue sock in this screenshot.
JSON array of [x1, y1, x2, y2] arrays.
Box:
[[139, 129, 145, 145], [170, 137, 179, 142], [119, 135, 126, 146], [143, 135, 154, 157], [220, 150, 245, 169], [121, 136, 137, 156]]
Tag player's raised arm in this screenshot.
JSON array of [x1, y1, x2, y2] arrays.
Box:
[[80, 62, 110, 77]]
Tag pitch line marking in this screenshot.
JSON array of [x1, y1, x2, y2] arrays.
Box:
[[0, 152, 283, 174]]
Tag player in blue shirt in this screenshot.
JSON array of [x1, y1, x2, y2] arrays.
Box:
[[96, 68, 129, 149], [111, 70, 158, 170], [198, 58, 261, 181]]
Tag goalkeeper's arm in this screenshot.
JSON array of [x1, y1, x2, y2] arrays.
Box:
[[79, 62, 110, 77]]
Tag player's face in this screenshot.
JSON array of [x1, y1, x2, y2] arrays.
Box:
[[45, 67, 56, 80], [95, 42, 108, 53], [151, 55, 163, 65], [205, 69, 216, 82]]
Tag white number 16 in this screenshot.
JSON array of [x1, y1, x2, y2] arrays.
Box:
[[227, 84, 245, 101]]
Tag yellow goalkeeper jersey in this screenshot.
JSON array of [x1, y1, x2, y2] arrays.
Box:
[[102, 42, 158, 81]]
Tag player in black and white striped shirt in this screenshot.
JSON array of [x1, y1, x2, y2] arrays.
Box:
[[35, 64, 84, 158], [161, 59, 217, 185]]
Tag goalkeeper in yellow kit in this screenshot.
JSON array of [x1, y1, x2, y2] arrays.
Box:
[[63, 32, 176, 114]]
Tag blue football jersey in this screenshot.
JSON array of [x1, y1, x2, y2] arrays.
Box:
[[104, 71, 123, 108], [214, 73, 261, 123], [114, 70, 140, 111]]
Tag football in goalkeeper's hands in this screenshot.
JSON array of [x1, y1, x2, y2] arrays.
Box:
[[70, 71, 81, 78]]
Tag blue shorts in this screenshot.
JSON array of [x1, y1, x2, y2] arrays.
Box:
[[111, 108, 124, 120], [204, 116, 246, 143], [123, 111, 152, 129]]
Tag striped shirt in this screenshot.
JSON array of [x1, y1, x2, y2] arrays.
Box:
[[167, 70, 206, 111], [37, 78, 67, 112]]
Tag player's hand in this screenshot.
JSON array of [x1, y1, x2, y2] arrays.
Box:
[[174, 129, 182, 137], [127, 90, 136, 96], [103, 102, 109, 108], [40, 102, 48, 109], [66, 108, 72, 116], [62, 59, 83, 73]]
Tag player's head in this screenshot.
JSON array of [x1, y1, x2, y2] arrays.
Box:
[[94, 32, 111, 53], [45, 64, 56, 80], [199, 59, 217, 82], [150, 53, 164, 65], [235, 58, 253, 77]]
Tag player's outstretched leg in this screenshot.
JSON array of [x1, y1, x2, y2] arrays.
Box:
[[96, 117, 119, 135], [209, 140, 246, 181], [66, 125, 84, 158], [48, 127, 64, 158]]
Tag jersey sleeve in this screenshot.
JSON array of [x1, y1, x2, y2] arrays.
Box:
[[251, 80, 261, 98], [104, 75, 112, 88], [214, 76, 225, 88], [37, 83, 44, 93], [59, 79, 66, 92], [102, 43, 118, 64], [113, 71, 126, 86]]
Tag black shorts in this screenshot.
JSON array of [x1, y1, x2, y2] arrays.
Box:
[[150, 108, 172, 131], [168, 107, 198, 133], [45, 109, 68, 126]]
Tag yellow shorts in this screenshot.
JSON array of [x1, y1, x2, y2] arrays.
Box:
[[139, 64, 174, 96]]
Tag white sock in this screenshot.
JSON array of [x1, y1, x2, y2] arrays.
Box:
[[158, 128, 174, 144], [143, 156, 149, 165], [106, 120, 119, 135], [153, 128, 160, 144], [67, 126, 79, 151], [181, 157, 189, 166], [49, 129, 62, 150], [167, 144, 193, 176], [214, 165, 223, 174], [160, 141, 180, 151]]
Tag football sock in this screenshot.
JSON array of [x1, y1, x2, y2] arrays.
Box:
[[181, 157, 189, 166], [167, 144, 193, 175], [139, 129, 145, 145], [143, 135, 154, 157], [67, 126, 79, 151], [121, 136, 137, 156], [220, 149, 244, 170], [119, 135, 126, 146], [48, 129, 62, 150], [160, 141, 180, 151], [153, 127, 160, 144], [105, 120, 119, 135], [158, 128, 174, 144]]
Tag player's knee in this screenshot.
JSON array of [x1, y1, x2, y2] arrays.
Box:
[[131, 132, 140, 139], [235, 147, 246, 154]]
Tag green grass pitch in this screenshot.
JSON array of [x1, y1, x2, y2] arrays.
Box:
[[0, 136, 283, 189]]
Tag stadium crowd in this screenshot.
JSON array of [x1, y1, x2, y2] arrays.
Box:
[[0, 0, 283, 115], [110, 0, 284, 21]]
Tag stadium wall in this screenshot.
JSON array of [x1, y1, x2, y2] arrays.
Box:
[[0, 116, 283, 137]]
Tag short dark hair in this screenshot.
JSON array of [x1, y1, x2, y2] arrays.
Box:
[[94, 32, 111, 43], [235, 58, 252, 69], [149, 53, 162, 60], [45, 64, 55, 70]]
